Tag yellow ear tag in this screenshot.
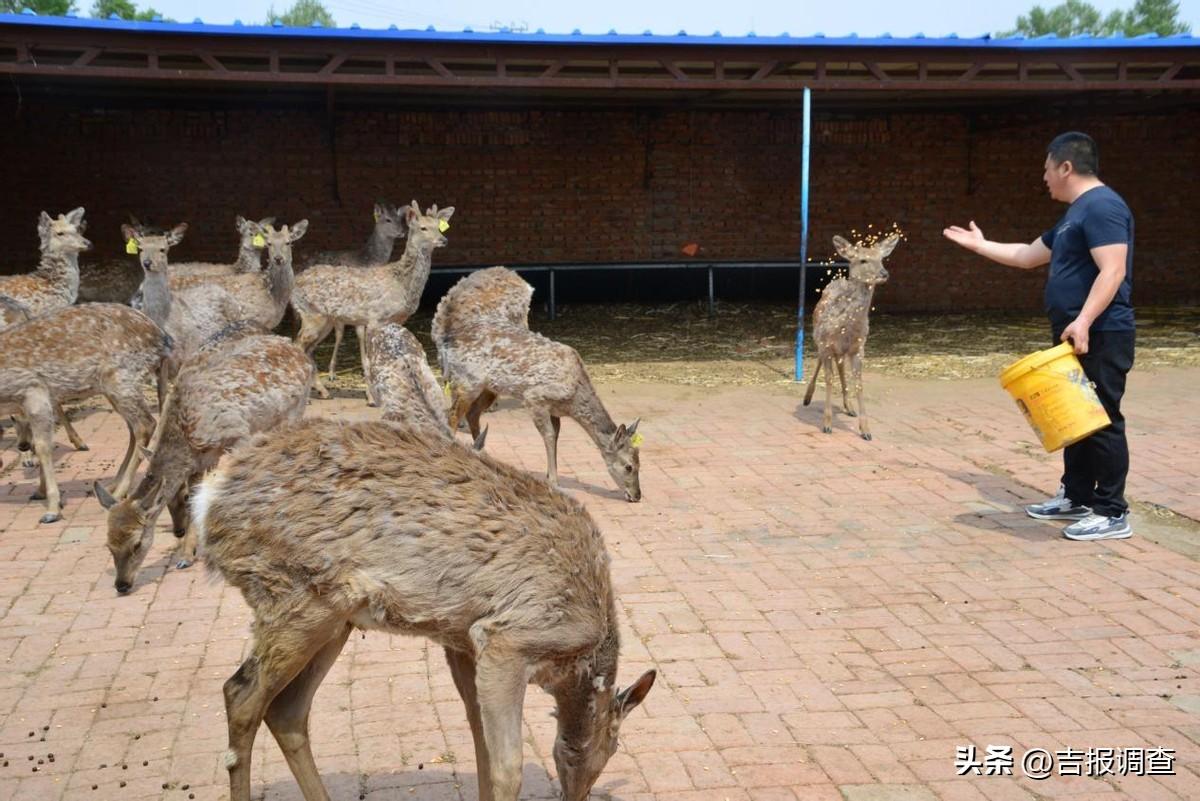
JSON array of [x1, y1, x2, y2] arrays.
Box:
[[438, 219, 450, 233], [252, 233, 266, 248], [374, 209, 381, 223], [443, 381, 452, 398], [125, 239, 138, 255], [630, 432, 644, 448]]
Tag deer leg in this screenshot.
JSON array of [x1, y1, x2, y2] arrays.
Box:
[[531, 409, 560, 488], [14, 415, 37, 469], [821, 356, 835, 434], [23, 389, 62, 523], [854, 352, 872, 441], [296, 313, 335, 399], [224, 618, 343, 801], [56, 402, 89, 451], [108, 392, 155, 500], [359, 327, 378, 407], [263, 624, 351, 801], [327, 324, 343, 380], [465, 390, 498, 442], [837, 356, 856, 416], [802, 357, 822, 407], [474, 649, 528, 801], [167, 483, 189, 536], [446, 648, 495, 801]]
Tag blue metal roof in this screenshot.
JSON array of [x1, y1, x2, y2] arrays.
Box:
[[1, 12, 1197, 48]]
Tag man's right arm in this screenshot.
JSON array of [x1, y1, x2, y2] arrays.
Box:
[[942, 221, 1051, 270]]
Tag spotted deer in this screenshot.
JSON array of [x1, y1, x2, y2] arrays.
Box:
[[191, 417, 655, 801], [95, 331, 312, 593], [0, 304, 169, 522], [0, 208, 89, 316], [803, 233, 897, 440], [433, 267, 643, 502], [170, 215, 276, 280], [292, 201, 452, 401], [363, 322, 450, 435], [302, 203, 407, 380], [0, 297, 91, 464]]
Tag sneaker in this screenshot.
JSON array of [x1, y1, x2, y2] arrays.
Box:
[[1063, 513, 1133, 541], [1025, 485, 1092, 521]]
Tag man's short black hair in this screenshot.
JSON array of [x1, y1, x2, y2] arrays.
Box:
[[1047, 132, 1099, 176]]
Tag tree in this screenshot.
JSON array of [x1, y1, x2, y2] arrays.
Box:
[[90, 0, 167, 20], [1, 0, 76, 14], [1002, 0, 1190, 36], [266, 0, 336, 27]]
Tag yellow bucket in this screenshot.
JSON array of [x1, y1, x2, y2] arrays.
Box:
[[999, 342, 1111, 452]]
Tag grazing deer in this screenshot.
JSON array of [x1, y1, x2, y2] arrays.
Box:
[[0, 208, 89, 316], [433, 268, 643, 502], [0, 304, 169, 522], [192, 417, 655, 801], [303, 203, 407, 380], [803, 233, 897, 440], [1, 297, 91, 462], [292, 201, 452, 401], [96, 331, 312, 593]]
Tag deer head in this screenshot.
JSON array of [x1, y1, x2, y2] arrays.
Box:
[[96, 476, 171, 594], [122, 222, 187, 274], [38, 207, 91, 255], [553, 667, 656, 800], [260, 220, 309, 269], [235, 215, 276, 249], [832, 233, 898, 287], [404, 200, 454, 253], [602, 419, 642, 503], [373, 202, 407, 241]]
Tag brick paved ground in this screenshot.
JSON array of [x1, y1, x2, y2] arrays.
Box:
[[2, 366, 1199, 801]]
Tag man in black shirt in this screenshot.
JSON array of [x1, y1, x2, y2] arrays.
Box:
[[943, 132, 1135, 541]]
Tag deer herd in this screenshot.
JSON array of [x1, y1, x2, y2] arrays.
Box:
[[0, 202, 898, 801]]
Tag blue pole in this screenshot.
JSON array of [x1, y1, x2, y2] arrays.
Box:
[[795, 86, 811, 381]]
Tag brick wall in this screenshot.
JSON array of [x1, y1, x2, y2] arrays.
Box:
[[1, 94, 1196, 312]]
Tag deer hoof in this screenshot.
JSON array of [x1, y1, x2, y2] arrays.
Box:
[[31, 490, 46, 501], [844, 409, 857, 418], [821, 426, 833, 434], [21, 455, 36, 469], [75, 443, 90, 451], [39, 512, 61, 524], [861, 433, 873, 441], [175, 558, 193, 570]]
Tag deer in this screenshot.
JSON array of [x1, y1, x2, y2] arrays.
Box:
[[124, 223, 246, 375], [95, 330, 312, 593], [191, 416, 656, 801], [302, 203, 407, 381], [432, 267, 643, 503], [1, 297, 91, 464], [292, 200, 452, 402], [0, 207, 89, 316], [0, 304, 169, 522], [803, 233, 897, 440], [363, 322, 452, 436]]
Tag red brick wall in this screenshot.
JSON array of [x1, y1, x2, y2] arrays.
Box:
[[1, 94, 1196, 312]]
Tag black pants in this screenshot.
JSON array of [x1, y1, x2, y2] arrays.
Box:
[[1051, 328, 1135, 517]]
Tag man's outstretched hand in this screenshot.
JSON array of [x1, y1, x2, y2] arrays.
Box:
[[943, 220, 985, 252]]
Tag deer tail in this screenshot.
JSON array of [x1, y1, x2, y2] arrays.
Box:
[[803, 358, 821, 406]]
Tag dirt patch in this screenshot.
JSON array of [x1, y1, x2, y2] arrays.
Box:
[[310, 303, 1200, 390]]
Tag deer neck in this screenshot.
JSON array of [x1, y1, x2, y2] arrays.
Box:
[[37, 249, 81, 299], [389, 243, 434, 316], [235, 243, 262, 273], [139, 270, 172, 328], [363, 227, 397, 265], [266, 256, 295, 314], [548, 620, 620, 737], [571, 377, 618, 450]]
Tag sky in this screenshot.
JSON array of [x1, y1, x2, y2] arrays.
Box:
[[92, 0, 1200, 37]]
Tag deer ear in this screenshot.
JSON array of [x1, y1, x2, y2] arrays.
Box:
[[66, 207, 86, 226], [612, 423, 627, 444], [405, 204, 421, 224], [615, 670, 656, 718], [877, 233, 900, 258], [167, 223, 188, 247], [438, 206, 455, 221], [626, 418, 640, 437], [235, 215, 249, 231], [38, 211, 52, 230], [832, 235, 855, 260], [120, 224, 139, 244], [288, 220, 309, 242], [94, 481, 118, 510], [410, 199, 421, 213]]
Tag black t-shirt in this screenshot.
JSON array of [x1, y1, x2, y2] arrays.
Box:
[[1040, 185, 1135, 333]]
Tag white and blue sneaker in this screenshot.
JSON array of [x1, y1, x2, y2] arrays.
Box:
[[1063, 513, 1133, 541], [1026, 485, 1092, 521]]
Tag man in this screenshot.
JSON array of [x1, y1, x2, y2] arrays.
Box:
[[943, 132, 1135, 541]]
